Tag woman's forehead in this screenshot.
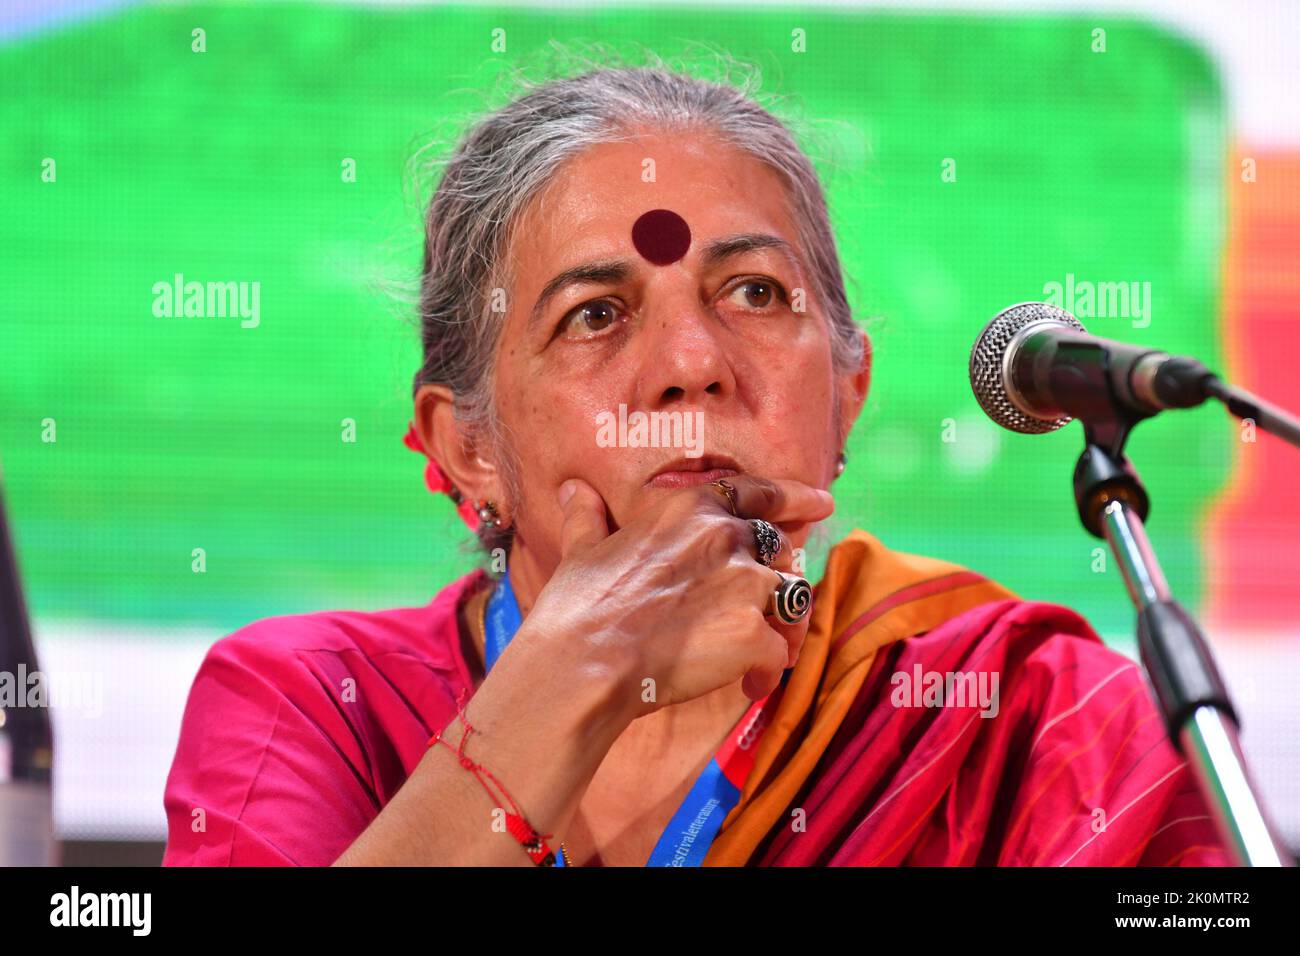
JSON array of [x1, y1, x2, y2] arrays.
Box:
[[520, 133, 796, 243], [494, 138, 814, 350]]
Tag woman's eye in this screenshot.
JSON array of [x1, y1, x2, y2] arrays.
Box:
[[728, 279, 786, 310], [559, 300, 620, 338]]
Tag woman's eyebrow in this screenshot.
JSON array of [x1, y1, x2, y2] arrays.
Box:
[[698, 232, 801, 273], [529, 261, 631, 332], [527, 232, 800, 332]]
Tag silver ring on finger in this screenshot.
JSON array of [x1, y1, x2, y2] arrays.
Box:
[[748, 518, 782, 567], [766, 571, 812, 624]]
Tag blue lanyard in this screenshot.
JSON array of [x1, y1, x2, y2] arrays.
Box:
[[482, 566, 522, 674], [482, 565, 788, 867]]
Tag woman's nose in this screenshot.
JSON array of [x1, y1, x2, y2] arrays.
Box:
[[635, 293, 737, 407]]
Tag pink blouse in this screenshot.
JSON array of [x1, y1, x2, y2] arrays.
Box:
[[161, 569, 489, 865]]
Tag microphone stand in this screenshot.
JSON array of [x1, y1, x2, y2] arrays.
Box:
[[1072, 411, 1292, 866], [0, 483, 57, 865]]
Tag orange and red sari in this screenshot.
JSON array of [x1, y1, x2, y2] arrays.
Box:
[[707, 530, 1230, 866]]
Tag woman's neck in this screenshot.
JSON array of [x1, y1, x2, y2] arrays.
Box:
[[503, 539, 551, 619]]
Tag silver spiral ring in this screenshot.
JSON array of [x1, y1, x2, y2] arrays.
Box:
[[767, 571, 812, 624]]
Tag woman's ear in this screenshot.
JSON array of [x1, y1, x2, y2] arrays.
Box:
[[413, 383, 503, 506], [836, 329, 872, 442]]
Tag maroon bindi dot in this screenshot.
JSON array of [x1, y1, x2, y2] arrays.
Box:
[[631, 209, 691, 266]]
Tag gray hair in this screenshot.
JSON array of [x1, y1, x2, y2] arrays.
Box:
[[411, 46, 865, 559]]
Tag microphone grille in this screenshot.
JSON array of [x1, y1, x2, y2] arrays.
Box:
[[969, 302, 1086, 434]]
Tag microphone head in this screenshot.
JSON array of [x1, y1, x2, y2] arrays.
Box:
[[969, 302, 1088, 434]]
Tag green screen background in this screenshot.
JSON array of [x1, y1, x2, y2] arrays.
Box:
[[0, 5, 1230, 641]]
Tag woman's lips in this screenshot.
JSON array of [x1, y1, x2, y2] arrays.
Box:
[[647, 467, 740, 489]]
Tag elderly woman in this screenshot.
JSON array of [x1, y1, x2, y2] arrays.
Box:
[[162, 66, 1229, 867]]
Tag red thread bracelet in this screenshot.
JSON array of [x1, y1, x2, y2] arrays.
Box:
[[428, 690, 558, 866]]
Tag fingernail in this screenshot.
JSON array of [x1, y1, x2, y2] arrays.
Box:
[[558, 480, 577, 507]]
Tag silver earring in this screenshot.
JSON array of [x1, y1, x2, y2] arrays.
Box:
[[476, 500, 504, 528], [835, 451, 847, 477]]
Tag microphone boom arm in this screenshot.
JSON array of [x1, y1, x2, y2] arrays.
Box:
[[1204, 378, 1300, 449]]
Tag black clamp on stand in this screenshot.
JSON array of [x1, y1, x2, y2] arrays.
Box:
[[1073, 410, 1291, 866]]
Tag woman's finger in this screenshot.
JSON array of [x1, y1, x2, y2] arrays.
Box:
[[557, 478, 611, 560], [768, 612, 810, 669], [702, 475, 834, 525]]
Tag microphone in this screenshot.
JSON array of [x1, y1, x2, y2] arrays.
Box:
[[968, 302, 1218, 434]]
